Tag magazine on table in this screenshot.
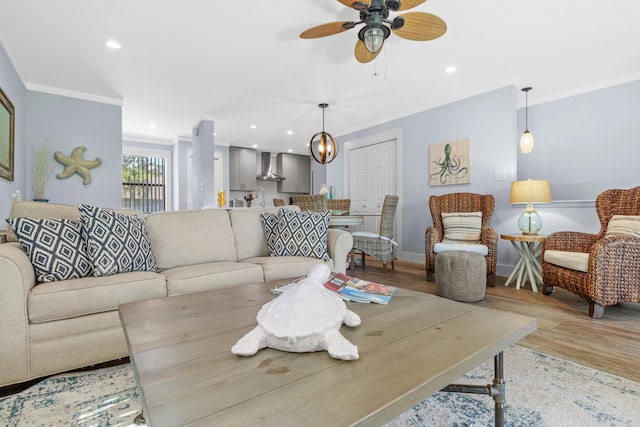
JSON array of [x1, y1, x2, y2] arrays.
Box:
[[324, 273, 396, 304]]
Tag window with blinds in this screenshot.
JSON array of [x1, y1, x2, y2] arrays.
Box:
[[122, 154, 166, 213]]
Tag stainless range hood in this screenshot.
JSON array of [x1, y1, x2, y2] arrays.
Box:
[[256, 152, 285, 182]]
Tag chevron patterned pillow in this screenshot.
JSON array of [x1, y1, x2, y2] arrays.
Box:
[[79, 204, 157, 277], [8, 217, 93, 283]]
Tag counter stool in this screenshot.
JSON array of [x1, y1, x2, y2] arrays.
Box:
[[435, 251, 486, 302]]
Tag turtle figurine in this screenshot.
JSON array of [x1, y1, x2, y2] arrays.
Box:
[[231, 264, 361, 360]]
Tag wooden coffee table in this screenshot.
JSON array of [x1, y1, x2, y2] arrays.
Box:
[[119, 283, 536, 427]]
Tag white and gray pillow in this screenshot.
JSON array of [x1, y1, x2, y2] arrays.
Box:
[[8, 217, 93, 283], [261, 208, 330, 260], [79, 204, 157, 276], [441, 211, 482, 244]]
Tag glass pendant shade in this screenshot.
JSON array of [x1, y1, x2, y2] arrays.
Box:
[[363, 27, 384, 53], [520, 87, 534, 154], [520, 130, 534, 153]]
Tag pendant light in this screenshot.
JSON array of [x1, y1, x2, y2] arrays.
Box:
[[520, 87, 534, 153], [308, 103, 338, 164]]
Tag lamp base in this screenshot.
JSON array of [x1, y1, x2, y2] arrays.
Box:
[[517, 206, 543, 235]]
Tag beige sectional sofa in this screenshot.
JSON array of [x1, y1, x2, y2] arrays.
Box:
[[0, 201, 353, 387]]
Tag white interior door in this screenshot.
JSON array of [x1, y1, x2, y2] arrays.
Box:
[[349, 140, 396, 233]]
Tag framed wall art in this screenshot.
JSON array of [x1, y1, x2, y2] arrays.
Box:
[[0, 86, 15, 181], [428, 138, 470, 186]]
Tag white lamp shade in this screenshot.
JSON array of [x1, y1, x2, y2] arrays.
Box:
[[520, 130, 534, 153]]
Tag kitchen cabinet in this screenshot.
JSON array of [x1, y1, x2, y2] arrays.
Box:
[[229, 147, 257, 191], [277, 153, 310, 193]]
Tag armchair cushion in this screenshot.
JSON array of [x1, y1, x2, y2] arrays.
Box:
[[605, 215, 640, 238], [544, 250, 589, 272], [434, 242, 488, 256], [441, 212, 482, 244], [8, 217, 93, 283]]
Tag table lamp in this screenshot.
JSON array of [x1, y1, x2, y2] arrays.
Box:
[[509, 179, 552, 235]]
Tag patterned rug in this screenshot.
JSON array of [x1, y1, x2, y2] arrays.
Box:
[[1, 345, 639, 426]]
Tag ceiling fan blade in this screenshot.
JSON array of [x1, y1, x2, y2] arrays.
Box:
[[392, 12, 446, 41], [394, 0, 427, 11], [300, 21, 356, 39], [354, 40, 382, 63], [337, 0, 371, 10]]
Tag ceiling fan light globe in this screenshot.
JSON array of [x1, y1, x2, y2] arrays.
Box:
[[364, 27, 385, 53]]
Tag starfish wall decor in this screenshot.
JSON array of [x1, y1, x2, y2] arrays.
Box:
[[54, 146, 102, 185]]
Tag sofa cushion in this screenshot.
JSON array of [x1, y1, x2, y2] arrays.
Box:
[[28, 271, 167, 323], [161, 261, 264, 296], [79, 204, 157, 276], [6, 201, 81, 243], [8, 217, 93, 283], [441, 212, 482, 244], [267, 209, 331, 261], [146, 209, 237, 269], [605, 215, 640, 238], [544, 250, 589, 273], [243, 256, 329, 281]]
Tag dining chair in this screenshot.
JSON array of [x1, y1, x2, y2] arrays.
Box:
[[292, 194, 328, 211], [350, 195, 399, 273], [273, 198, 285, 206], [327, 199, 351, 215]]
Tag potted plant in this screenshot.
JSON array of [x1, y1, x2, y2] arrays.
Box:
[[32, 140, 53, 202]]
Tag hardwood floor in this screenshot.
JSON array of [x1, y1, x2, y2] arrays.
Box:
[[350, 257, 640, 383]]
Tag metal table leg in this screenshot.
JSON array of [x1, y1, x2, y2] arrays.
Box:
[[441, 351, 506, 427]]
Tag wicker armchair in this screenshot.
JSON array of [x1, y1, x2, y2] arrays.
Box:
[[350, 195, 399, 273], [542, 186, 640, 318], [425, 193, 497, 286], [273, 198, 285, 206], [327, 198, 351, 214]]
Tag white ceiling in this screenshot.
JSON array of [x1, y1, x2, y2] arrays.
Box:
[[1, 0, 639, 155]]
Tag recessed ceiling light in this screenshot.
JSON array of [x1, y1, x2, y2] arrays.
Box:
[[287, 130, 293, 135], [445, 65, 457, 74], [250, 125, 257, 129], [288, 149, 293, 152], [106, 40, 122, 49], [252, 144, 258, 148], [149, 123, 156, 128]]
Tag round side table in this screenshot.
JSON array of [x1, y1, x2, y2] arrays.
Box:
[[501, 233, 547, 292]]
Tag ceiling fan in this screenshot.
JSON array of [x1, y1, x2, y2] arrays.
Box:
[[300, 0, 447, 63]]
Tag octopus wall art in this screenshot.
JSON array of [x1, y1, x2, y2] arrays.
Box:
[[428, 139, 470, 186]]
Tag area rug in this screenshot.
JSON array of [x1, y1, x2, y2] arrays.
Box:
[[1, 345, 639, 426]]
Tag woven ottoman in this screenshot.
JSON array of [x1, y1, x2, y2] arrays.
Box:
[[435, 251, 486, 302]]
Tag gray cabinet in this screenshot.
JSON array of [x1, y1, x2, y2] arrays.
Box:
[[229, 147, 257, 191], [277, 153, 310, 193]]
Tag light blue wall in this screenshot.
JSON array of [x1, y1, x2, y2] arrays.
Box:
[[25, 91, 122, 208], [330, 86, 521, 272], [0, 42, 26, 222], [517, 79, 640, 200]]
